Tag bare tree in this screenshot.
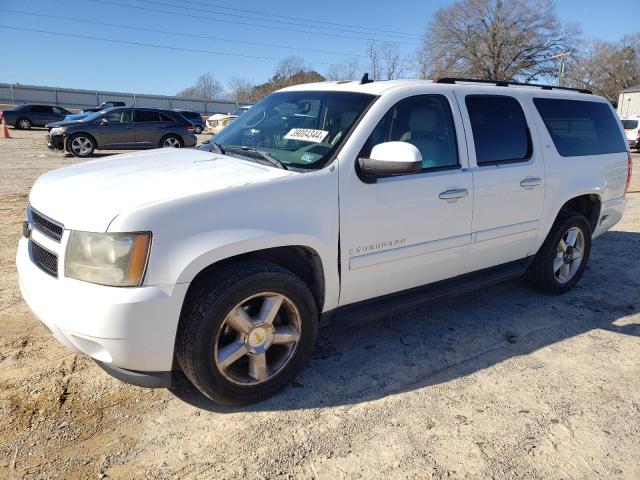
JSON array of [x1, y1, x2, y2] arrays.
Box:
[[381, 42, 402, 80], [228, 76, 256, 103], [365, 41, 381, 80], [325, 57, 362, 81], [274, 56, 308, 80], [419, 0, 576, 81], [177, 72, 224, 100], [566, 34, 640, 102]]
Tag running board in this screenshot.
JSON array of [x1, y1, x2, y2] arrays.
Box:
[[323, 257, 533, 326]]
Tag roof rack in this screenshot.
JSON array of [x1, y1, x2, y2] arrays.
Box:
[[435, 77, 592, 94]]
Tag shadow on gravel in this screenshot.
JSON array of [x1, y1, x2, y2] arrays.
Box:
[[169, 230, 640, 412]]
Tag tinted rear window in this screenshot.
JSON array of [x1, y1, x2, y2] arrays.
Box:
[[465, 95, 530, 164], [622, 119, 639, 129], [533, 98, 626, 156], [179, 111, 200, 119]]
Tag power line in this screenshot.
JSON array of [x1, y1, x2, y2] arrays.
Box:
[[0, 24, 422, 72], [165, 0, 424, 39], [131, 0, 422, 41], [88, 0, 421, 47], [0, 9, 367, 58]]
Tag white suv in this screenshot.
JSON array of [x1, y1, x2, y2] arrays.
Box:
[[17, 78, 632, 405], [622, 116, 640, 151]]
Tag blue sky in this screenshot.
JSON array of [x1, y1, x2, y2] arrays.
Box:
[[0, 0, 637, 97]]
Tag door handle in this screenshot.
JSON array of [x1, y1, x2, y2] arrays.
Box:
[[520, 177, 542, 188], [439, 188, 468, 200]]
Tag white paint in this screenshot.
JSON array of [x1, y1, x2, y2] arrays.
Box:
[[17, 79, 629, 375]]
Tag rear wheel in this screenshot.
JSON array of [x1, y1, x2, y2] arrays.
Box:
[[527, 213, 592, 294], [194, 125, 203, 134], [161, 135, 182, 148], [176, 261, 318, 405], [67, 134, 95, 158], [16, 118, 32, 130]]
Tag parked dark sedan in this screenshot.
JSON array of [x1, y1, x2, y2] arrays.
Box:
[[2, 104, 72, 129], [46, 107, 198, 158], [173, 109, 205, 134]]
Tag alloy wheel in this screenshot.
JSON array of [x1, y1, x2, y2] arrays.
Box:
[[70, 136, 92, 156], [163, 137, 181, 148], [18, 119, 31, 129], [554, 226, 585, 284], [213, 292, 302, 385]]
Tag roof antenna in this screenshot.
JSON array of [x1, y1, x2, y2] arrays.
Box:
[[360, 73, 374, 85]]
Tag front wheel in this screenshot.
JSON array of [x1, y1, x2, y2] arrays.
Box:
[[176, 261, 318, 405], [67, 134, 96, 158], [527, 213, 592, 294]]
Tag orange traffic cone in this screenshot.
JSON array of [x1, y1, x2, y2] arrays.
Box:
[[0, 112, 10, 139]]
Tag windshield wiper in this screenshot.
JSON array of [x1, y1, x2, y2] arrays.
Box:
[[224, 145, 287, 170], [209, 140, 225, 154]]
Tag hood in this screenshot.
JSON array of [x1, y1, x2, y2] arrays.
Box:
[[29, 148, 296, 232], [46, 119, 86, 128], [208, 113, 236, 120]]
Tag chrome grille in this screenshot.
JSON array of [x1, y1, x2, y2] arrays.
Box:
[[30, 240, 58, 277], [29, 207, 63, 242]]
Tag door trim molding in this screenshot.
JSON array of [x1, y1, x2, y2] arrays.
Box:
[[472, 220, 540, 243]]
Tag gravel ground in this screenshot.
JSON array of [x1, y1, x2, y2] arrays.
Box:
[[0, 129, 639, 480]]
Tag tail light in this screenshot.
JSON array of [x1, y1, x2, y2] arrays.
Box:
[[186, 124, 194, 131], [625, 151, 632, 195]]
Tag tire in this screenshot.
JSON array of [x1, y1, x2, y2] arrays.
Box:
[[176, 261, 318, 405], [527, 213, 592, 294], [194, 125, 203, 134], [16, 118, 32, 130], [160, 134, 183, 148], [66, 133, 96, 158]]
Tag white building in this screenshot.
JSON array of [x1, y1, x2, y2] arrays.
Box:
[[618, 85, 640, 117]]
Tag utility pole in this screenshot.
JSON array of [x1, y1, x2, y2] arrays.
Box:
[[552, 52, 571, 86]]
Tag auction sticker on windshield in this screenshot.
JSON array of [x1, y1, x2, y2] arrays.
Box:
[[284, 128, 329, 143]]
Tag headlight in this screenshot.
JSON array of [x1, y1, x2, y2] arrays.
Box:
[[50, 127, 65, 136], [65, 231, 151, 287]]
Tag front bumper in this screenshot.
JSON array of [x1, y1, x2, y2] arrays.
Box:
[[16, 235, 189, 373], [46, 132, 65, 150]]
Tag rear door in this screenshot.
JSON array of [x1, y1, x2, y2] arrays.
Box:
[[454, 90, 545, 271], [133, 109, 174, 147]]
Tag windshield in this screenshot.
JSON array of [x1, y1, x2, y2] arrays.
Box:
[[82, 109, 111, 122], [212, 91, 375, 169], [622, 119, 639, 129]]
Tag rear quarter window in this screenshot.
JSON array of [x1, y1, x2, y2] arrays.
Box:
[[533, 98, 627, 157]]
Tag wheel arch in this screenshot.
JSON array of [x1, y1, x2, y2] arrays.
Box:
[[555, 193, 601, 232], [181, 244, 326, 315], [66, 131, 99, 150]]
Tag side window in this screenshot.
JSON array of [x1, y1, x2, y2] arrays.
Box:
[[133, 110, 160, 122], [465, 95, 530, 165], [533, 98, 627, 157], [362, 95, 459, 171], [102, 110, 128, 123], [32, 106, 53, 114], [159, 112, 176, 122]]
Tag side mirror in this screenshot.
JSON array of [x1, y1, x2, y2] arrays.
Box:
[[358, 142, 422, 183]]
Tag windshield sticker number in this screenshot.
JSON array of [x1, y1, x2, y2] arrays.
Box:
[[284, 128, 329, 143]]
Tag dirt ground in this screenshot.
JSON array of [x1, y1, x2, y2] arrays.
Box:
[[0, 128, 639, 480]]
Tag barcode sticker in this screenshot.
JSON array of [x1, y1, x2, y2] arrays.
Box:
[[284, 128, 329, 143]]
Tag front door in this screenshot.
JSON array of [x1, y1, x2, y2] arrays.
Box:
[[454, 91, 545, 271], [97, 109, 134, 148], [339, 88, 474, 306]]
